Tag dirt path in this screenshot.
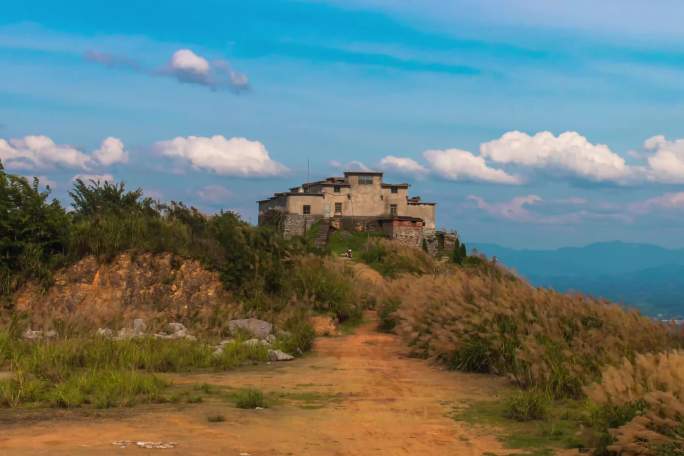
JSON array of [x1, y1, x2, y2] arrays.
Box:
[[0, 313, 511, 455]]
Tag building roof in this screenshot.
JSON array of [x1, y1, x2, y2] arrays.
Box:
[[343, 171, 383, 176]]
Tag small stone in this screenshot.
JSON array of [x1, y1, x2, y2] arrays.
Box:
[[243, 338, 270, 348], [44, 329, 58, 339], [227, 318, 273, 339], [265, 334, 277, 344], [97, 328, 113, 338], [22, 329, 43, 340], [268, 349, 295, 362]]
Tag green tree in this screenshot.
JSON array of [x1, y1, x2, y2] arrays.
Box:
[[452, 238, 467, 265]]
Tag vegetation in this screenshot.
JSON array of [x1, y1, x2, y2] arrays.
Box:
[[234, 388, 267, 409], [503, 391, 550, 421]]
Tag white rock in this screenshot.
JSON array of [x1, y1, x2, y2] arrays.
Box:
[[268, 349, 295, 361], [97, 328, 113, 338]]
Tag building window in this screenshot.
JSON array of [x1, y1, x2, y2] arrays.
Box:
[[334, 185, 341, 193], [390, 204, 398, 216], [303, 205, 311, 215], [358, 175, 373, 185], [335, 202, 343, 214], [391, 186, 398, 194]]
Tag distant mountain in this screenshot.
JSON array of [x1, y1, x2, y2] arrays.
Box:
[[470, 242, 684, 318]]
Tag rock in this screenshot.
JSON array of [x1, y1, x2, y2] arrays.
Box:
[[310, 315, 339, 336], [243, 338, 270, 348], [22, 329, 43, 340], [116, 318, 147, 339], [154, 322, 196, 340], [265, 334, 277, 344], [227, 318, 273, 339], [268, 349, 295, 361], [97, 328, 113, 338], [44, 329, 58, 339], [212, 347, 224, 357], [218, 339, 235, 346]]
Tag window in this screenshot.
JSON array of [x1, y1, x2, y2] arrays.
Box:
[[391, 186, 398, 194], [390, 204, 398, 216], [358, 175, 373, 185], [333, 185, 341, 193], [303, 205, 311, 215], [335, 202, 343, 214]]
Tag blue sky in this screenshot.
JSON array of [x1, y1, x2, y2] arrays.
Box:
[[3, 0, 684, 248]]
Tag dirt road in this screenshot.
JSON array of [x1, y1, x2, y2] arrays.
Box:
[[0, 313, 510, 455]]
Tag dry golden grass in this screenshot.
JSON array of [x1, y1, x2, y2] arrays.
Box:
[[585, 350, 684, 455], [383, 266, 680, 399]]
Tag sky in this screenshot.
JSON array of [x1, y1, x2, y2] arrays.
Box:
[[3, 1, 684, 249]]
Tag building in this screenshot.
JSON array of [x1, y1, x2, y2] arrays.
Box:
[[258, 171, 436, 247]]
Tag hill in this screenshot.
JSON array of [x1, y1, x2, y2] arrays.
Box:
[[472, 241, 684, 318]]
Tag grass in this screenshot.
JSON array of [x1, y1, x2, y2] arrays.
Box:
[[0, 332, 269, 408], [452, 394, 586, 455], [233, 388, 267, 409], [503, 391, 550, 421]]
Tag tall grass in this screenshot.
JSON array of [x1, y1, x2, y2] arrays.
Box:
[[384, 267, 680, 399], [584, 350, 684, 455]]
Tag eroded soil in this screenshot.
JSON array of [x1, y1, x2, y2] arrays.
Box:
[[0, 313, 512, 455]]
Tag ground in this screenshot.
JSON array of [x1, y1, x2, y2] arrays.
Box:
[[0, 313, 542, 456]]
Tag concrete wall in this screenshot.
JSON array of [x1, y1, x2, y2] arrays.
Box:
[[285, 194, 326, 216], [346, 175, 386, 217], [406, 203, 436, 231]]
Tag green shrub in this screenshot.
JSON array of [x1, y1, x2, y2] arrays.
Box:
[[377, 298, 401, 333], [503, 391, 550, 421], [276, 316, 316, 355], [207, 414, 225, 422], [234, 388, 266, 409]]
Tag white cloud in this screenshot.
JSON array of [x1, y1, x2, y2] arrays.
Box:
[[196, 185, 233, 204], [0, 135, 91, 170], [480, 131, 631, 183], [423, 148, 521, 184], [155, 135, 288, 177], [0, 135, 129, 171], [93, 137, 128, 166], [468, 194, 542, 221], [643, 135, 684, 183], [630, 192, 684, 215], [166, 49, 249, 92], [379, 155, 429, 176], [330, 160, 372, 172], [72, 173, 115, 183]]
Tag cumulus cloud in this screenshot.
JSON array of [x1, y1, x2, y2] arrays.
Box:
[[155, 135, 288, 177], [0, 135, 129, 171], [196, 185, 233, 204], [93, 137, 128, 166], [643, 135, 684, 183], [165, 49, 249, 92], [423, 148, 521, 184], [480, 131, 631, 183], [0, 135, 92, 170], [468, 194, 542, 222], [630, 192, 684, 215], [379, 155, 429, 176], [85, 48, 249, 93], [330, 160, 372, 172]]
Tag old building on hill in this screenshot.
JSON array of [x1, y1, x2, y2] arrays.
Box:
[[258, 171, 438, 247]]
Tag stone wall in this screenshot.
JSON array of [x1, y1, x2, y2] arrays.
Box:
[[282, 214, 322, 238], [381, 219, 424, 248]]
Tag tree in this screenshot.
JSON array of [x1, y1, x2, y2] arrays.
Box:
[[452, 238, 467, 265]]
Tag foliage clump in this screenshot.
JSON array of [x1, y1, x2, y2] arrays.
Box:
[[503, 390, 550, 421]]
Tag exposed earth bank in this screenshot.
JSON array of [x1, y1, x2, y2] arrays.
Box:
[[1, 313, 516, 455]]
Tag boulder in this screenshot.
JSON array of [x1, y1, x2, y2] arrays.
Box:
[[268, 349, 295, 362], [116, 318, 147, 339], [154, 322, 196, 341], [97, 328, 114, 338], [227, 318, 273, 339], [243, 338, 270, 348], [22, 329, 44, 340]]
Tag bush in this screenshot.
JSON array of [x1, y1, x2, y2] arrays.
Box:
[[503, 391, 550, 421], [234, 388, 266, 409], [277, 315, 316, 355], [360, 239, 435, 278], [377, 297, 400, 333]]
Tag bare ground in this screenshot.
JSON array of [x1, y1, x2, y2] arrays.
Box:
[[0, 313, 513, 455]]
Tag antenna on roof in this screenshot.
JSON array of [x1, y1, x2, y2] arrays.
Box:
[[307, 158, 310, 181]]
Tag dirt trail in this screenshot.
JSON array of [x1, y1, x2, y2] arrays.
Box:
[[0, 313, 511, 455]]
